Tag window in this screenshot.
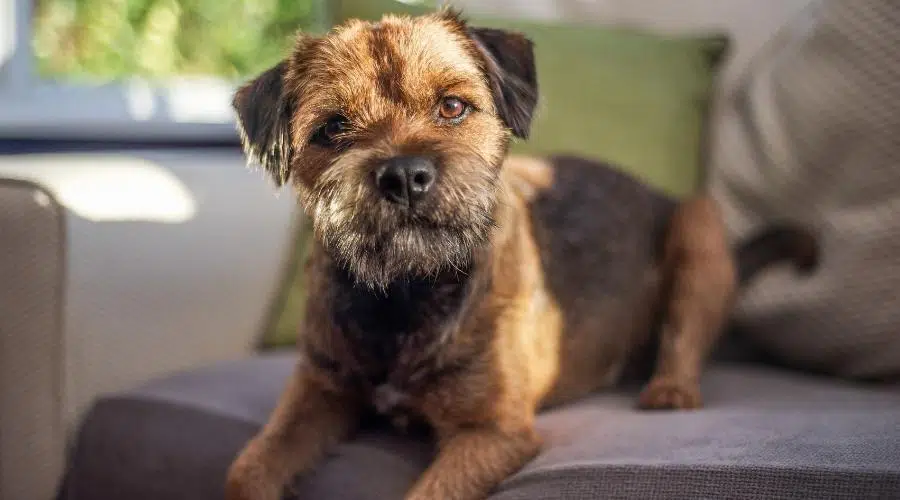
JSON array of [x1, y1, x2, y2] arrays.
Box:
[[32, 0, 325, 81], [0, 0, 327, 141]]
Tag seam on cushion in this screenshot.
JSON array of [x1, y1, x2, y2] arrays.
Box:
[[102, 353, 297, 420], [497, 462, 900, 497], [516, 461, 900, 480]]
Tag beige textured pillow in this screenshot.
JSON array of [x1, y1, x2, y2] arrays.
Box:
[[709, 0, 900, 380]]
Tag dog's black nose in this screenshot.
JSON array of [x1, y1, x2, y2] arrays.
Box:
[[375, 156, 436, 207]]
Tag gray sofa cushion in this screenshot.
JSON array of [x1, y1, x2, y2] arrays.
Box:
[[61, 353, 900, 500]]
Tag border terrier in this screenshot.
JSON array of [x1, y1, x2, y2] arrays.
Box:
[[225, 9, 818, 500]]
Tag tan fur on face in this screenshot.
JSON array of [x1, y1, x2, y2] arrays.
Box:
[[286, 14, 504, 168], [281, 13, 510, 286]]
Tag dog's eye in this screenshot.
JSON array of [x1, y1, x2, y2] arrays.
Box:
[[438, 97, 469, 121], [311, 115, 350, 147]]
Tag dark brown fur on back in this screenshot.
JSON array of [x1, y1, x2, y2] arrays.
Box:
[[226, 10, 818, 500], [527, 155, 676, 404]]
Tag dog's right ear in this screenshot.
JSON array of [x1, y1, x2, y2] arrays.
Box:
[[233, 61, 293, 187]]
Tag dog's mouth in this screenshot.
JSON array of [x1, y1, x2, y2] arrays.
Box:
[[392, 210, 451, 231], [320, 208, 493, 288]]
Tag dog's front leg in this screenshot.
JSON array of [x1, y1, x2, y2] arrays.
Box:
[[405, 423, 541, 500], [225, 362, 357, 500]]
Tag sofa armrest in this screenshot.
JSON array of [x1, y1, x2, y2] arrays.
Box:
[[0, 149, 298, 500], [0, 179, 67, 500]]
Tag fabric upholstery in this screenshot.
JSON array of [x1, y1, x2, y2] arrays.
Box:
[[61, 353, 900, 499], [0, 180, 67, 500], [708, 0, 900, 379]]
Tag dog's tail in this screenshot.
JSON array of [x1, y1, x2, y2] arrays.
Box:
[[734, 224, 820, 287]]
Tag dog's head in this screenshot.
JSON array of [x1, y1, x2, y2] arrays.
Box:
[[233, 10, 537, 287]]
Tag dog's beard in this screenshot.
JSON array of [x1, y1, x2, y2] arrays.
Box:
[[329, 216, 491, 288], [301, 150, 499, 289]]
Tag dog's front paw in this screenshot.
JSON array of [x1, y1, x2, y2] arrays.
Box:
[[225, 443, 281, 500], [637, 378, 703, 410]]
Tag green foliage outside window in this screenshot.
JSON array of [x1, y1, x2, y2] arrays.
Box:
[[32, 0, 329, 81]]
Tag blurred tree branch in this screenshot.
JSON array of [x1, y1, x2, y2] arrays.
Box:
[[32, 0, 323, 81]]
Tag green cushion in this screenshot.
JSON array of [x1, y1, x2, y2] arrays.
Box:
[[261, 1, 728, 347], [261, 218, 314, 347]]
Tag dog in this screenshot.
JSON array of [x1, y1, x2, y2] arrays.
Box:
[[225, 9, 818, 500]]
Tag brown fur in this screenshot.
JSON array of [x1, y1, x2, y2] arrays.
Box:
[[226, 10, 817, 500]]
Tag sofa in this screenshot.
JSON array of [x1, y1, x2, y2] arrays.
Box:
[[2, 1, 899, 499]]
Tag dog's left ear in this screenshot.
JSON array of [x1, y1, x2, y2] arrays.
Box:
[[467, 26, 538, 139], [233, 61, 294, 187]]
